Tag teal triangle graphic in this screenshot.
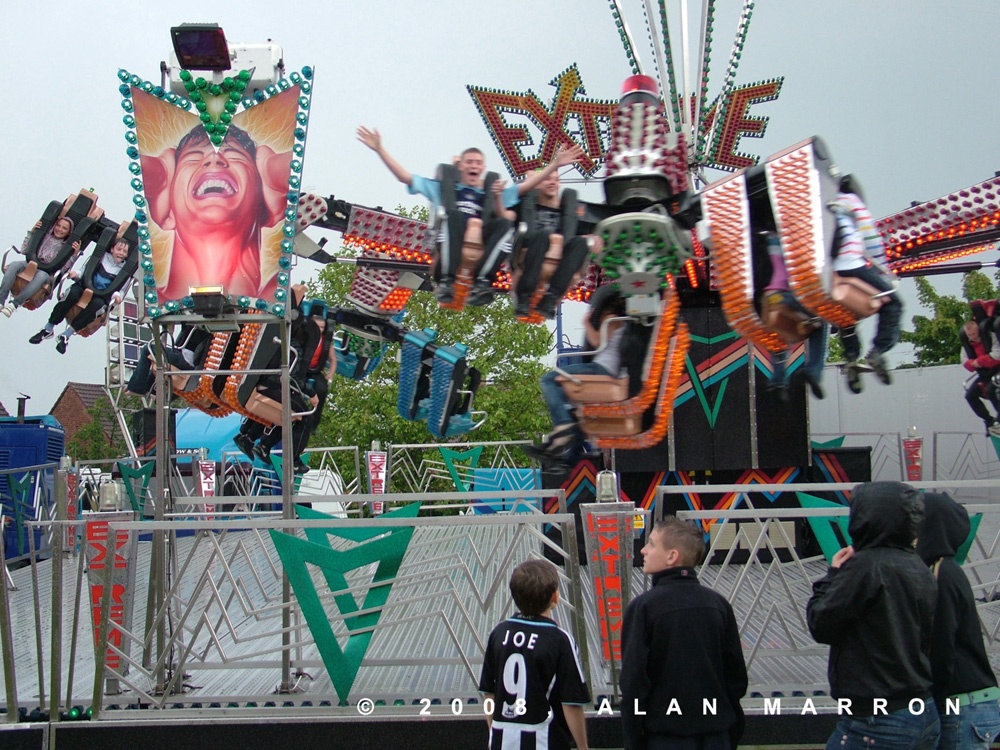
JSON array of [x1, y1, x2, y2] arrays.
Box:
[[117, 460, 154, 513], [797, 492, 851, 564], [684, 356, 728, 428], [8, 472, 31, 555], [811, 436, 846, 450], [955, 513, 982, 566], [439, 446, 484, 491], [269, 502, 420, 700]]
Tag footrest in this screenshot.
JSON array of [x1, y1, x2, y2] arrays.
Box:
[[398, 328, 437, 420], [556, 374, 630, 403]]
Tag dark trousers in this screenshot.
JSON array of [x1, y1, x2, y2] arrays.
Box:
[[515, 233, 590, 302], [50, 283, 106, 331], [966, 371, 1000, 423], [437, 211, 513, 283], [837, 265, 902, 360]]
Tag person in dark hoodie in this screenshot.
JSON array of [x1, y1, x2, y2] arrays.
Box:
[[916, 492, 1000, 750], [807, 481, 939, 750]]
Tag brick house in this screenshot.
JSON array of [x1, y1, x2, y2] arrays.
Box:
[[49, 382, 113, 445], [0, 401, 8, 417]]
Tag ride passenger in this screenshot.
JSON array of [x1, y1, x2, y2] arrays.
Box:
[[478, 559, 591, 750], [830, 175, 903, 394], [959, 319, 1000, 437], [761, 232, 828, 401], [28, 238, 131, 353], [524, 284, 626, 467], [1, 217, 81, 317], [492, 165, 592, 320], [356, 125, 581, 306]]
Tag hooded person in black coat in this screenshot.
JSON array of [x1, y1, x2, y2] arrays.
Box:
[[807, 481, 940, 750], [916, 492, 1000, 750]]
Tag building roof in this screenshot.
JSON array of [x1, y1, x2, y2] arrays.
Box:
[[57, 382, 108, 411], [0, 401, 7, 418]]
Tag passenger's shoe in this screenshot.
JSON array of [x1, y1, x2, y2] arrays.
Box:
[[233, 433, 256, 461], [29, 328, 53, 345], [55, 335, 69, 354], [1, 303, 14, 318], [434, 277, 455, 304], [253, 441, 272, 464], [803, 372, 825, 400], [466, 280, 496, 307], [866, 350, 892, 385], [988, 423, 1000, 439], [293, 457, 311, 475], [766, 383, 790, 404], [845, 360, 863, 394], [535, 292, 559, 320], [514, 298, 532, 318]]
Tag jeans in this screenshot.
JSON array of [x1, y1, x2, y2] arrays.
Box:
[[837, 265, 903, 361], [938, 700, 1000, 750], [0, 260, 52, 306], [126, 343, 195, 395], [540, 362, 613, 427], [826, 703, 940, 750], [768, 291, 828, 386]]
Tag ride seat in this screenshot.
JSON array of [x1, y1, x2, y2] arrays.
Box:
[[830, 274, 886, 319], [760, 291, 823, 344]]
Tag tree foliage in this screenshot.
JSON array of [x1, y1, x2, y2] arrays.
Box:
[[67, 397, 130, 461], [307, 206, 552, 453], [899, 271, 1000, 366]]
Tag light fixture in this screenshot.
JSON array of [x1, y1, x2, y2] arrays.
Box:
[[190, 286, 228, 317], [170, 24, 231, 71]]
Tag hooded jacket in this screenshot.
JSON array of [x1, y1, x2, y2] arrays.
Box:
[[916, 492, 997, 706], [806, 481, 937, 713]]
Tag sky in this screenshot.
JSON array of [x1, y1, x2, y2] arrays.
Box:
[[2, 0, 1000, 415]]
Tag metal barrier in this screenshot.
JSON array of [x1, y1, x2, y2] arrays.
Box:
[[4, 488, 593, 719]]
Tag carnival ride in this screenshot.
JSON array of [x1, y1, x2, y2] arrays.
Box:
[[3, 5, 1000, 744]]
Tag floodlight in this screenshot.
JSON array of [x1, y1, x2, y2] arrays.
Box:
[[190, 286, 228, 317], [170, 24, 232, 71]]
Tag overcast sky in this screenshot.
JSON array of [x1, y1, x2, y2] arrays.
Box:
[[2, 0, 999, 415]]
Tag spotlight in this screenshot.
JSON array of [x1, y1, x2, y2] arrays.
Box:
[[190, 286, 228, 317], [170, 24, 231, 71]]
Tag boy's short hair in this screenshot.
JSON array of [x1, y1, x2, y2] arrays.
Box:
[[964, 320, 979, 335], [653, 517, 706, 567], [509, 559, 560, 615], [460, 147, 484, 159]]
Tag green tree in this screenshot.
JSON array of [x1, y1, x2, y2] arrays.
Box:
[[67, 397, 130, 460], [307, 205, 552, 455], [899, 271, 1000, 366]]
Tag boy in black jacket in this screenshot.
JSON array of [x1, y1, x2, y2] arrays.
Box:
[[916, 492, 1000, 750], [620, 518, 747, 750]]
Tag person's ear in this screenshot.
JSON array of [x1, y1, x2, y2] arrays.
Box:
[[256, 144, 293, 226], [666, 548, 682, 567], [550, 589, 560, 608], [141, 150, 176, 229]]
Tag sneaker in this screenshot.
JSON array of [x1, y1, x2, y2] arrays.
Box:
[[514, 298, 532, 318], [466, 280, 496, 307], [55, 335, 69, 354], [866, 350, 892, 385], [29, 328, 53, 345], [766, 383, 790, 404], [535, 292, 559, 320], [253, 441, 271, 464], [293, 458, 311, 475], [1, 303, 14, 318], [803, 372, 825, 400], [845, 360, 863, 394], [433, 278, 455, 304], [233, 433, 256, 461], [989, 423, 1000, 439]]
